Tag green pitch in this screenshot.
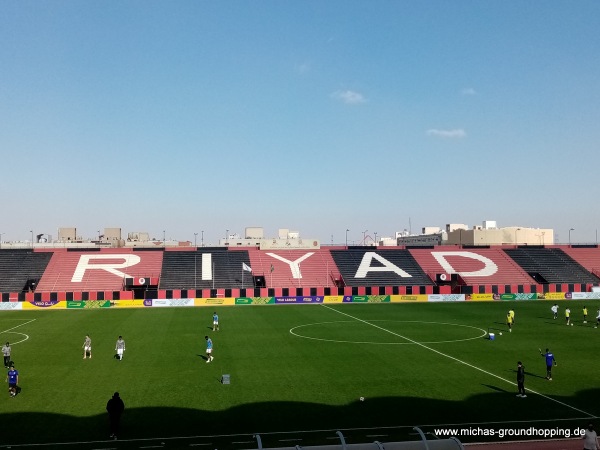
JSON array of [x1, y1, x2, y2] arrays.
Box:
[[1, 301, 599, 449]]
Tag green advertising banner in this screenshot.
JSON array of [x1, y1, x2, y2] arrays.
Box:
[[500, 293, 538, 301], [350, 295, 391, 303], [67, 300, 112, 309], [235, 297, 275, 305]]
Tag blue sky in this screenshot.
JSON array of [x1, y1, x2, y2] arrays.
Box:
[[1, 1, 599, 245]]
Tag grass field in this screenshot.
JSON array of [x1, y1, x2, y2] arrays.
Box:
[[1, 301, 599, 449]]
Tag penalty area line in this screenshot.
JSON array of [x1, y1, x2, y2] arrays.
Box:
[[320, 304, 596, 419]]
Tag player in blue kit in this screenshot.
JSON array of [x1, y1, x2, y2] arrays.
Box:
[[6, 364, 19, 397], [205, 335, 214, 363], [212, 312, 219, 331], [539, 348, 557, 380]]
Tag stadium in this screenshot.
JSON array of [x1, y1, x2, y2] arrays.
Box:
[[1, 224, 600, 449]]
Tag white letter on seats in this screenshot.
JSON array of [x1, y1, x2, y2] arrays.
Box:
[[201, 253, 212, 280], [71, 254, 142, 282], [266, 252, 314, 279], [355, 252, 411, 278], [431, 251, 498, 277]]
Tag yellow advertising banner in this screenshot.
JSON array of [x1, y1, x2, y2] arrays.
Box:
[[323, 296, 345, 303], [469, 294, 496, 301], [195, 298, 236, 306], [22, 300, 66, 309], [540, 292, 568, 300], [390, 295, 428, 303], [113, 300, 146, 308]]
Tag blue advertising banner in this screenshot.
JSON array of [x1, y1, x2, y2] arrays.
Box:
[[274, 296, 323, 304]]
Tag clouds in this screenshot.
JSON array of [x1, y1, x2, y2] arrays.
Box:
[[331, 90, 367, 104], [426, 129, 467, 138], [461, 87, 477, 95]]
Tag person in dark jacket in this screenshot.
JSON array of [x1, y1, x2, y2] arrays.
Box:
[[106, 392, 125, 439], [516, 361, 526, 398]]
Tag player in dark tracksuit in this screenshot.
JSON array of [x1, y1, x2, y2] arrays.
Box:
[[516, 361, 526, 397]]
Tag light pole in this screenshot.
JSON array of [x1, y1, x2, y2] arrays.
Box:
[[363, 229, 368, 245], [345, 229, 349, 248], [97, 230, 101, 241], [515, 228, 521, 245], [226, 229, 229, 242], [163, 230, 166, 244], [374, 232, 378, 246], [194, 232, 198, 247], [459, 229, 463, 246], [569, 228, 574, 245], [30, 230, 33, 248], [0, 232, 4, 249], [201, 230, 204, 247]]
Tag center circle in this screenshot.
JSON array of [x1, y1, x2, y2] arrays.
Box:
[[289, 320, 487, 345]]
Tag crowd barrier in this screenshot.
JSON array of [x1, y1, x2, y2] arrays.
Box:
[[1, 291, 600, 311]]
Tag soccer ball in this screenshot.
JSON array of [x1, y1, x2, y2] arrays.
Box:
[[571, 323, 574, 326], [359, 396, 365, 401], [499, 332, 503, 335]]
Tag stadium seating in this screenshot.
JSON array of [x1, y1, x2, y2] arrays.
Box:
[[1, 245, 599, 298], [246, 248, 341, 288], [35, 248, 163, 292], [330, 249, 433, 287], [0, 249, 52, 293], [409, 247, 534, 286], [560, 246, 600, 279], [160, 248, 252, 289], [504, 247, 600, 284]]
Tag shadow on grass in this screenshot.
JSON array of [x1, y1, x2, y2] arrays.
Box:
[[481, 384, 510, 393], [1, 389, 599, 448]]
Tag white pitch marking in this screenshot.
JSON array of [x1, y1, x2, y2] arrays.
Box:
[[321, 304, 597, 418], [0, 319, 36, 345], [290, 320, 487, 345]]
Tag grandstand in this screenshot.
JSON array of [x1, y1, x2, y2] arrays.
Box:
[[1, 243, 599, 300]]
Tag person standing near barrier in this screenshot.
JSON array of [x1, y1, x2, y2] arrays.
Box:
[[516, 361, 526, 398], [582, 423, 599, 450], [2, 342, 10, 368], [583, 306, 588, 324], [106, 392, 125, 439], [539, 348, 556, 380]]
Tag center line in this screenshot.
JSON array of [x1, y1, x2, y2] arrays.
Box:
[[321, 304, 596, 418]]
